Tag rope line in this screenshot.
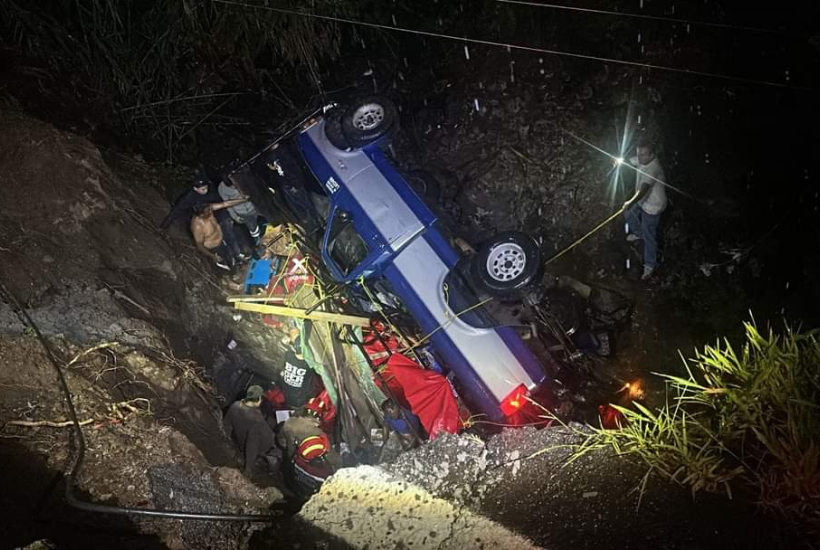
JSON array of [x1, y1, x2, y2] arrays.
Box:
[[489, 0, 796, 35], [211, 0, 813, 91], [544, 207, 625, 267]]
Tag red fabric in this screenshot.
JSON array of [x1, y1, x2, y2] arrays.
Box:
[[505, 385, 555, 427], [283, 254, 313, 293], [598, 404, 626, 429], [263, 387, 286, 409], [260, 315, 284, 329], [380, 354, 460, 439], [265, 253, 315, 296], [362, 321, 401, 367]]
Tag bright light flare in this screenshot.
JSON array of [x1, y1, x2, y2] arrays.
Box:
[[618, 380, 646, 401], [563, 127, 631, 205]]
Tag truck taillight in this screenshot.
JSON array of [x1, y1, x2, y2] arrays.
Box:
[[500, 384, 529, 417]]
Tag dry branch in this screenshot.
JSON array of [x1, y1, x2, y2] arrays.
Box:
[[8, 419, 94, 428]]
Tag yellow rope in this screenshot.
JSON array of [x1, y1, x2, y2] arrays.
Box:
[[305, 261, 327, 301], [405, 296, 493, 353], [543, 205, 626, 267], [357, 273, 496, 356], [264, 229, 297, 299], [357, 275, 413, 348]]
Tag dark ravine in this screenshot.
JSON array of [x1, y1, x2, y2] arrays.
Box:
[[1, 3, 819, 547]]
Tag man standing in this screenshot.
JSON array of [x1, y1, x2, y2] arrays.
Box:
[[190, 199, 247, 270], [223, 385, 277, 475], [623, 140, 667, 280], [219, 171, 261, 242], [279, 329, 320, 409], [160, 175, 213, 230]]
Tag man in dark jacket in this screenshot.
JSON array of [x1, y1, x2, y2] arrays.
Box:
[[223, 385, 277, 475], [279, 329, 321, 409]]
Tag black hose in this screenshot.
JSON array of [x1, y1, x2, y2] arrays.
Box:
[[0, 280, 280, 522]]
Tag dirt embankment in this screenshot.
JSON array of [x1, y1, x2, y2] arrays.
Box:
[[0, 110, 212, 348], [0, 108, 285, 548]]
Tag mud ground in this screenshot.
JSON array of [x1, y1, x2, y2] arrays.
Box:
[[0, 107, 291, 548]]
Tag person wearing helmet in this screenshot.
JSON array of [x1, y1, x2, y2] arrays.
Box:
[[222, 385, 277, 475], [159, 175, 214, 230], [277, 408, 341, 497]]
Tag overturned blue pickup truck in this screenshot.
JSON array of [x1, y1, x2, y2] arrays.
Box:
[[242, 96, 558, 423]]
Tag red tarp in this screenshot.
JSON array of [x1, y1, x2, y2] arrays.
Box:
[[362, 321, 401, 367], [379, 354, 460, 439]]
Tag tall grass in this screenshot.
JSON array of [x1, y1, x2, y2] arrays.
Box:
[[571, 320, 820, 524]]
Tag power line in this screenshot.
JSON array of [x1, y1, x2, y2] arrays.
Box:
[[211, 0, 813, 91], [489, 0, 795, 36]]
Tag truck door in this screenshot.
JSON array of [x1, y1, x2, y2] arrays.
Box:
[[321, 205, 388, 284]]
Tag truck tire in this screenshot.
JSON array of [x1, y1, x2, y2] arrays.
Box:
[[472, 231, 542, 298], [341, 95, 397, 147]]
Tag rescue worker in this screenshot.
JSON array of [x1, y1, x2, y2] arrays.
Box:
[[279, 329, 321, 409], [277, 408, 341, 497], [223, 385, 277, 475], [191, 199, 247, 270], [219, 170, 261, 242], [623, 140, 668, 280]]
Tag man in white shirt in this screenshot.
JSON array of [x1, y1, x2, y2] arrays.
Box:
[[623, 141, 667, 280]]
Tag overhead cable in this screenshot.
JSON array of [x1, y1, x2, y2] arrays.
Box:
[[489, 0, 795, 35], [211, 0, 813, 91]]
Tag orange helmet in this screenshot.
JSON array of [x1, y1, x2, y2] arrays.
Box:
[[297, 434, 331, 461], [305, 396, 326, 417]]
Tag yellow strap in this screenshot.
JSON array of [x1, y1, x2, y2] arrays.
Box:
[[358, 276, 413, 348], [406, 296, 492, 353], [543, 206, 625, 268]]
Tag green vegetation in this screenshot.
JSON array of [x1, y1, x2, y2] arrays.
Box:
[[0, 0, 354, 158], [573, 320, 820, 525]]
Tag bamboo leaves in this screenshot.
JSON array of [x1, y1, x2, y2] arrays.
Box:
[[0, 0, 362, 158]]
